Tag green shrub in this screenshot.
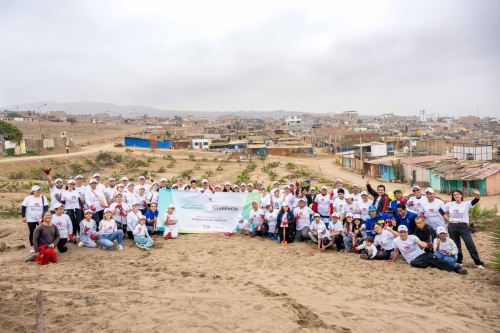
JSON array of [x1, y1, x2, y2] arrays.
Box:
[[216, 165, 223, 171], [180, 169, 192, 179], [69, 163, 85, 175], [113, 154, 123, 163], [95, 151, 115, 165], [157, 166, 166, 173], [188, 154, 195, 161]]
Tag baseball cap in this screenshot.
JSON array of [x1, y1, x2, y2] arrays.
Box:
[[75, 175, 84, 180], [53, 202, 64, 209], [361, 191, 368, 196], [31, 185, 41, 192], [127, 183, 134, 188], [335, 179, 342, 183], [131, 201, 140, 206], [93, 173, 101, 178], [168, 204, 175, 209], [224, 181, 231, 186], [139, 216, 146, 221], [436, 226, 447, 234], [67, 179, 75, 184], [425, 188, 435, 194], [346, 212, 353, 217], [352, 184, 359, 188], [344, 194, 353, 200], [138, 176, 145, 180], [313, 213, 320, 217], [103, 208, 112, 213], [247, 183, 254, 187], [202, 179, 208, 184], [397, 225, 408, 232], [332, 212, 340, 218], [412, 185, 421, 190], [84, 209, 93, 215], [353, 214, 361, 219], [121, 176, 129, 181], [55, 178, 63, 183], [240, 183, 246, 187], [160, 178, 167, 182], [298, 198, 306, 203], [320, 186, 327, 190], [368, 205, 377, 211], [108, 177, 115, 182], [89, 179, 97, 184], [116, 183, 124, 188]]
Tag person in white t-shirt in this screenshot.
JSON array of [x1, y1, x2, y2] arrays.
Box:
[[61, 179, 82, 244], [313, 187, 332, 218], [51, 202, 73, 253], [433, 226, 459, 266], [235, 215, 251, 235], [282, 186, 296, 208], [390, 225, 466, 274], [260, 187, 271, 208], [272, 188, 283, 212], [406, 185, 426, 215], [264, 204, 278, 240], [136, 187, 148, 214], [98, 208, 124, 250], [356, 237, 377, 259], [440, 189, 484, 268], [135, 176, 151, 195], [110, 193, 130, 231], [163, 204, 179, 239], [351, 184, 362, 203], [78, 209, 97, 248], [293, 198, 314, 242], [85, 179, 108, 223], [358, 191, 371, 222], [340, 194, 359, 221], [133, 216, 155, 250], [419, 188, 445, 231], [103, 177, 117, 205], [249, 201, 266, 237], [74, 175, 87, 209], [309, 213, 332, 250], [373, 224, 398, 259], [126, 202, 143, 239], [328, 213, 344, 252], [22, 185, 49, 253], [44, 168, 64, 212], [332, 189, 346, 215]]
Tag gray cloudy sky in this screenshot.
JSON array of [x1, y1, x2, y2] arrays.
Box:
[[1, 0, 499, 116]]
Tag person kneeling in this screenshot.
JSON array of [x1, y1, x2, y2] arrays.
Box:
[[433, 226, 458, 266], [356, 237, 377, 260], [309, 213, 333, 251], [391, 225, 466, 274], [163, 204, 179, 240], [133, 217, 155, 250], [79, 209, 97, 248], [33, 211, 59, 265]]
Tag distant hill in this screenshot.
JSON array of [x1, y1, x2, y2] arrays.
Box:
[[1, 101, 311, 119]]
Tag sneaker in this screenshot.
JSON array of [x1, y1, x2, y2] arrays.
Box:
[[117, 244, 124, 251], [164, 232, 171, 240], [30, 246, 35, 253], [475, 265, 485, 270], [455, 267, 468, 275], [78, 241, 84, 247]]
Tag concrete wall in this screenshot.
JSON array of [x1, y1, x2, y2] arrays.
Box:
[[371, 144, 388, 157], [486, 172, 500, 196]]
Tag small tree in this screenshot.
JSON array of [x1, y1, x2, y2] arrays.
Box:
[[0, 120, 23, 143]]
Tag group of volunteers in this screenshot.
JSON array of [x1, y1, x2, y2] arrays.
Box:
[[21, 168, 484, 275]]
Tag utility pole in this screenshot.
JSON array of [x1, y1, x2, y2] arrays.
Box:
[[359, 135, 363, 177], [37, 103, 47, 140], [409, 135, 413, 187]]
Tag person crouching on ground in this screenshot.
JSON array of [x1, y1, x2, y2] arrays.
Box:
[[235, 214, 251, 236], [163, 204, 179, 240], [264, 204, 278, 240], [33, 211, 59, 265], [276, 202, 296, 243], [133, 216, 155, 250], [390, 225, 466, 274], [249, 200, 267, 237], [51, 202, 73, 253], [79, 209, 97, 248], [328, 212, 344, 252], [433, 226, 459, 266], [98, 208, 124, 250], [144, 202, 159, 235], [356, 237, 377, 260]]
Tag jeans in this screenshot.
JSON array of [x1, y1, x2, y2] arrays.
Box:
[[134, 235, 155, 248], [447, 223, 484, 266], [295, 226, 310, 242], [410, 252, 457, 272], [66, 208, 82, 237], [99, 230, 124, 249], [253, 223, 269, 237], [57, 238, 68, 253], [435, 252, 457, 266], [343, 235, 354, 252]]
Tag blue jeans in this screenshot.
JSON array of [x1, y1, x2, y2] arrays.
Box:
[[343, 235, 354, 252], [435, 252, 457, 266], [99, 230, 124, 249]]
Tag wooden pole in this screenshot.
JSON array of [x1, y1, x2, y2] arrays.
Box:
[[36, 291, 44, 333]]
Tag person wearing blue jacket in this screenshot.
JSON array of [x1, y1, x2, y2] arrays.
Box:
[[395, 203, 417, 233], [362, 205, 393, 239]]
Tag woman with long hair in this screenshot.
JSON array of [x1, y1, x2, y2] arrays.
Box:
[[276, 203, 296, 243]]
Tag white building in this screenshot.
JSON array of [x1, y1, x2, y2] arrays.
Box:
[[285, 116, 302, 127], [453, 143, 492, 161], [192, 138, 210, 150]]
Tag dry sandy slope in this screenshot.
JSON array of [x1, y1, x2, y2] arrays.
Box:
[[0, 218, 499, 333]]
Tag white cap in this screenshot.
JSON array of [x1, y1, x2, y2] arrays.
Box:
[[55, 178, 63, 183], [320, 186, 327, 190], [233, 185, 240, 189], [131, 201, 140, 206], [352, 184, 359, 188], [172, 184, 179, 189], [93, 173, 101, 178], [412, 185, 421, 190], [168, 204, 175, 209], [289, 183, 294, 187], [344, 194, 353, 200], [127, 183, 134, 188], [436, 226, 447, 234], [361, 191, 368, 196], [398, 225, 408, 232], [67, 179, 75, 184], [139, 216, 146, 221], [425, 187, 435, 194], [151, 182, 158, 186], [177, 178, 184, 182], [313, 213, 320, 217], [89, 179, 97, 184], [84, 209, 93, 215], [104, 207, 112, 213], [160, 178, 167, 182], [202, 179, 208, 184], [346, 212, 354, 217], [273, 188, 280, 193], [224, 181, 231, 186], [353, 214, 361, 219], [121, 176, 129, 181], [332, 212, 340, 218], [75, 175, 84, 180], [138, 176, 145, 180], [335, 179, 342, 183], [284, 185, 290, 189], [108, 177, 115, 182], [116, 183, 124, 188], [215, 185, 221, 189], [282, 202, 289, 206], [247, 183, 254, 187], [31, 185, 41, 192], [298, 198, 306, 203], [273, 181, 279, 185], [53, 202, 64, 209]]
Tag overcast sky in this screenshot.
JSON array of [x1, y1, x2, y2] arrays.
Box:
[[1, 0, 499, 116]]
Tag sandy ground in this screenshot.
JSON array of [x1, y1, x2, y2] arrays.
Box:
[[0, 218, 499, 333]]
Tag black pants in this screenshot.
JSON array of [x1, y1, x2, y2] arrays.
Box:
[[254, 223, 269, 237], [410, 252, 456, 271], [127, 231, 134, 240], [278, 223, 296, 243], [57, 238, 68, 253], [92, 210, 104, 230], [448, 223, 483, 266], [333, 234, 344, 251], [65, 209, 82, 237], [27, 222, 38, 246], [375, 248, 393, 260]]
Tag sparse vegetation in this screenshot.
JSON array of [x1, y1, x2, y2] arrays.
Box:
[[157, 166, 166, 173], [188, 154, 195, 161]]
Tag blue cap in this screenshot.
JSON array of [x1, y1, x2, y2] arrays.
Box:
[[368, 205, 377, 211]]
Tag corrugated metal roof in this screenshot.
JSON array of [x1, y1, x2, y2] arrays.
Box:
[[431, 161, 500, 180]]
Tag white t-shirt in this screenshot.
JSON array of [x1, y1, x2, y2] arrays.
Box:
[[85, 188, 107, 212], [272, 195, 283, 211], [341, 202, 360, 216], [433, 237, 458, 257], [265, 210, 278, 232], [22, 195, 48, 222], [49, 186, 64, 210], [374, 229, 395, 250], [103, 187, 117, 204], [51, 213, 73, 238], [99, 219, 117, 235], [249, 208, 265, 226], [314, 194, 332, 217], [331, 188, 350, 201], [282, 193, 296, 208], [147, 191, 159, 204], [441, 201, 474, 224], [293, 206, 313, 231], [393, 235, 425, 264], [419, 199, 445, 230], [127, 211, 143, 233], [133, 223, 150, 237], [135, 183, 151, 195], [333, 198, 346, 215], [136, 193, 148, 210], [358, 200, 371, 221], [351, 193, 362, 203], [310, 221, 330, 239], [164, 212, 178, 229], [61, 190, 80, 210], [329, 220, 344, 234], [406, 195, 426, 214], [79, 219, 96, 237], [260, 194, 271, 208], [110, 202, 130, 225], [236, 218, 251, 231]]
